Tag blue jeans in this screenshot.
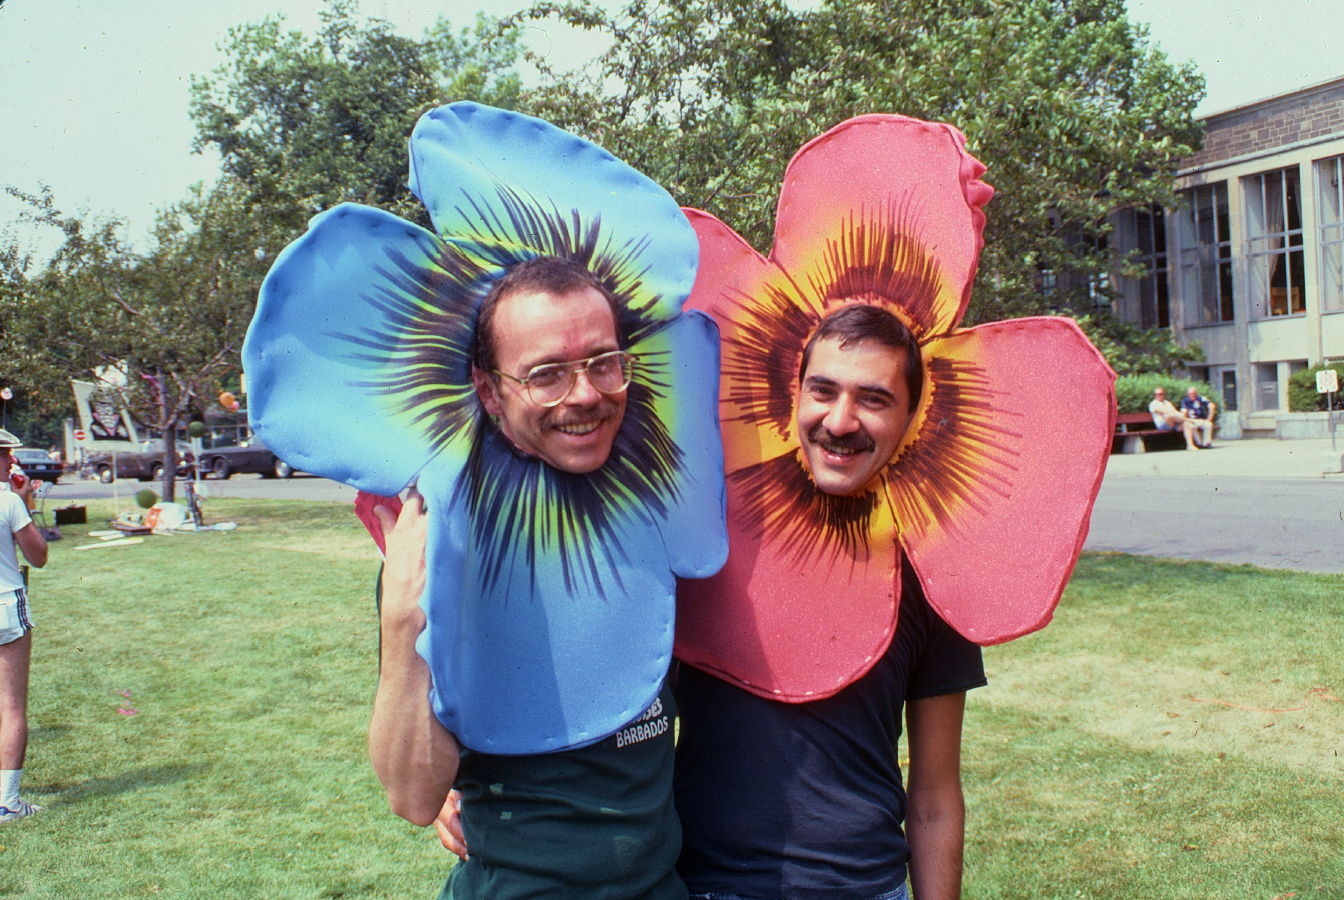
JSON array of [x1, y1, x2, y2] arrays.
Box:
[[691, 884, 908, 900]]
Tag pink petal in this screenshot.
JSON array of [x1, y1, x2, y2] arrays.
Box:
[[771, 115, 993, 338], [897, 317, 1115, 644]]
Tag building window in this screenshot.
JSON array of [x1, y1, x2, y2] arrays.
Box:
[[1177, 184, 1233, 324], [1245, 167, 1305, 317], [1085, 232, 1111, 311], [1036, 264, 1057, 302], [1254, 362, 1279, 411], [1129, 205, 1169, 327], [1220, 369, 1238, 411], [1318, 155, 1344, 313]]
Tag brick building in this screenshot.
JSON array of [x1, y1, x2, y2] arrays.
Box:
[[1112, 75, 1344, 437]]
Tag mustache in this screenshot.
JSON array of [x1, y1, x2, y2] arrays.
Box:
[[807, 424, 874, 453], [545, 403, 619, 429]]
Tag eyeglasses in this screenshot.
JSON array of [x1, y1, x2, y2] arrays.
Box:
[[493, 350, 635, 407]]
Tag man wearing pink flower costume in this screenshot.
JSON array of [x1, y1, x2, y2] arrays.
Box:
[[673, 114, 1116, 899]]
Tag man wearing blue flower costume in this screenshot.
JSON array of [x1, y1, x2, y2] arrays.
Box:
[[243, 102, 727, 897]]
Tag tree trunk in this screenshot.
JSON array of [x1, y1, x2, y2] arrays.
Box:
[[159, 373, 177, 502]]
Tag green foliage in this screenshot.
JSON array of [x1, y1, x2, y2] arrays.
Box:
[[1071, 311, 1203, 378], [508, 0, 1204, 322], [2, 183, 272, 499], [189, 0, 522, 235], [4, 3, 523, 499], [1287, 363, 1344, 412], [1115, 372, 1221, 414]]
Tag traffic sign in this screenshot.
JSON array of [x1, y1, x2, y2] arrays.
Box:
[[1316, 369, 1339, 393], [73, 429, 87, 441]]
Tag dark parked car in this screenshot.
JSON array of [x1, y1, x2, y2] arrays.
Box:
[[199, 438, 293, 479], [85, 441, 196, 483], [13, 448, 65, 484]]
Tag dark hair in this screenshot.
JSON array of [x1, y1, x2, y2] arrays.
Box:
[[799, 304, 923, 407], [471, 256, 621, 373]]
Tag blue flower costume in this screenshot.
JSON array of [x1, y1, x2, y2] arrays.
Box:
[[243, 102, 727, 754]]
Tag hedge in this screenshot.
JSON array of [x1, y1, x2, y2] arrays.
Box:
[[1115, 373, 1224, 415], [1287, 363, 1344, 412]]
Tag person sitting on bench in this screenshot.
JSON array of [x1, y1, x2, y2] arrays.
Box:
[[1148, 387, 1201, 451]]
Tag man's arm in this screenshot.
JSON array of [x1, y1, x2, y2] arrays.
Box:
[[905, 691, 968, 900], [14, 522, 47, 569], [367, 489, 460, 826]]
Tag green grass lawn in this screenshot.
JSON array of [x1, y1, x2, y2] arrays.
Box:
[[3, 498, 1341, 898], [963, 554, 1344, 899]]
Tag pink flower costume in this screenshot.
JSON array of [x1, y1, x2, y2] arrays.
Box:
[[675, 114, 1116, 701]]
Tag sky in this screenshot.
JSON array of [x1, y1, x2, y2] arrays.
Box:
[[1, 0, 1341, 256]]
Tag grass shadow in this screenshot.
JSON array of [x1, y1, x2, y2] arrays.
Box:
[[35, 763, 208, 805]]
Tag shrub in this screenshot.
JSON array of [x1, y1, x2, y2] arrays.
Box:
[[1071, 312, 1203, 378], [1116, 373, 1223, 414], [1287, 363, 1344, 412]]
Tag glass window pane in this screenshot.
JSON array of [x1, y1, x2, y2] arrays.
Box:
[[1289, 249, 1305, 313], [1221, 370, 1238, 411], [1215, 183, 1230, 240], [1246, 176, 1267, 236], [1256, 363, 1279, 411], [1285, 168, 1302, 231], [1219, 259, 1235, 321], [1323, 242, 1344, 312], [1320, 158, 1343, 223]]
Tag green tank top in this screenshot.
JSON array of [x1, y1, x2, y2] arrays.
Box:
[[440, 679, 685, 900]]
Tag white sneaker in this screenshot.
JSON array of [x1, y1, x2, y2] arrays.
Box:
[[0, 799, 41, 823]]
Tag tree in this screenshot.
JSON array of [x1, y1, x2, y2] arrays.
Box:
[[189, 0, 522, 236], [2, 185, 270, 500], [507, 0, 1204, 326]]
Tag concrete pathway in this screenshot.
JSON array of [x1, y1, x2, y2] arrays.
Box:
[[1086, 437, 1344, 574]]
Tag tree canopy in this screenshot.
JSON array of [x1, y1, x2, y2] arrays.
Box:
[[0, 2, 523, 483], [1, 0, 1206, 462], [189, 0, 521, 234], [508, 0, 1205, 323], [2, 183, 271, 496]]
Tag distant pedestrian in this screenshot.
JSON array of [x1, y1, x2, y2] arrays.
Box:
[[1179, 387, 1216, 448], [0, 430, 49, 824]]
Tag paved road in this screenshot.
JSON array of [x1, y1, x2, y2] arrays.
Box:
[[42, 437, 1344, 574], [1084, 437, 1344, 574], [45, 472, 355, 504]]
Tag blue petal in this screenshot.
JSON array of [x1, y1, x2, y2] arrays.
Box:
[[244, 204, 469, 494], [415, 448, 676, 754], [640, 311, 729, 578], [410, 311, 726, 755], [408, 102, 698, 322]]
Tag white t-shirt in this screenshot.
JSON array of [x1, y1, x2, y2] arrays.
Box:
[[0, 491, 33, 592], [1148, 398, 1178, 429]]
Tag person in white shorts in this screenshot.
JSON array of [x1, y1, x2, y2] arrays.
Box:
[[0, 430, 49, 824]]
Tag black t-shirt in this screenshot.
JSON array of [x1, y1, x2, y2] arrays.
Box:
[[672, 562, 986, 899]]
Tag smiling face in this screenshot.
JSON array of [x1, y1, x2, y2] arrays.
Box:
[[796, 337, 916, 496], [473, 285, 627, 474]]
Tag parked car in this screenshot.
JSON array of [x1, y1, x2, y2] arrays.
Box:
[[199, 438, 293, 479], [85, 441, 196, 483], [12, 448, 65, 484]]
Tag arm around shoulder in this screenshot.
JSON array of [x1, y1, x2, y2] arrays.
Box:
[[905, 691, 968, 900]]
